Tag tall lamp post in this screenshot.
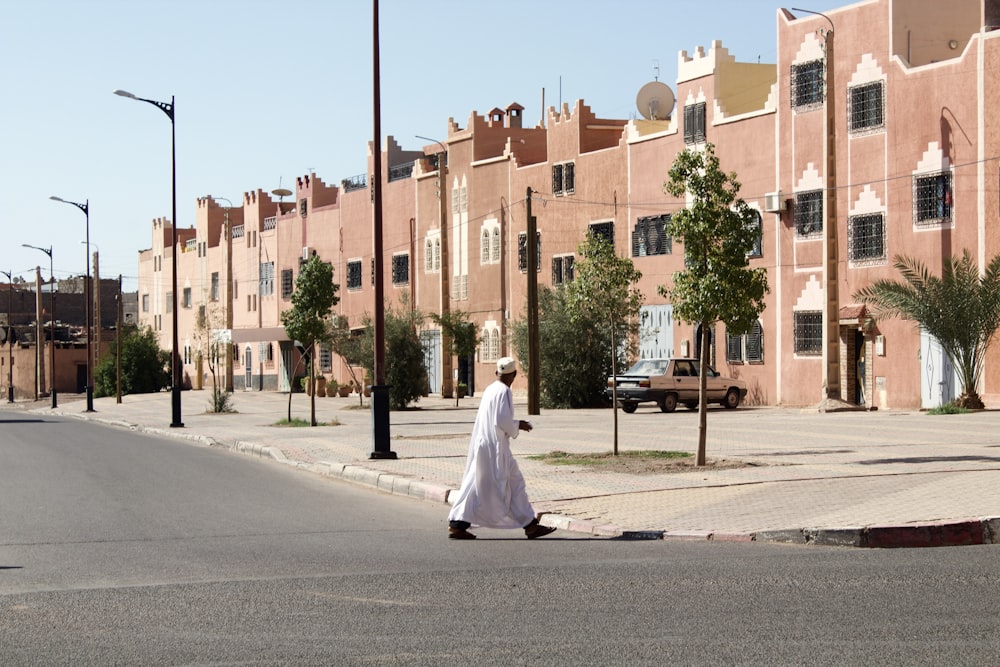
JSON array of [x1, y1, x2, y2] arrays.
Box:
[[1, 269, 14, 403], [23, 244, 56, 408], [115, 88, 183, 427], [50, 196, 94, 412]]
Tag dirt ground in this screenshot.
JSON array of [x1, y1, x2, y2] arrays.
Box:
[[588, 456, 757, 475]]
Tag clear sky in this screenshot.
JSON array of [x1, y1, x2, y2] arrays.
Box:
[[2, 0, 845, 291]]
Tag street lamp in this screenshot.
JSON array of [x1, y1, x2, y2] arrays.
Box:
[[1, 269, 14, 403], [114, 88, 183, 427], [50, 196, 94, 412], [22, 244, 56, 408]]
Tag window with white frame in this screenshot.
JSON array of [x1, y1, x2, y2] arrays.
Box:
[[726, 321, 764, 364], [480, 221, 500, 265], [793, 311, 822, 356], [848, 81, 885, 134], [480, 325, 501, 362], [424, 234, 441, 273], [480, 228, 490, 264], [632, 214, 671, 257], [391, 253, 410, 286], [848, 212, 886, 264], [683, 102, 706, 144], [491, 227, 500, 262], [791, 59, 824, 111], [794, 190, 823, 238], [259, 261, 275, 296], [347, 260, 362, 291], [913, 172, 952, 226]]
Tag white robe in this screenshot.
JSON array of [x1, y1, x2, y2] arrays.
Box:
[[447, 379, 536, 529]]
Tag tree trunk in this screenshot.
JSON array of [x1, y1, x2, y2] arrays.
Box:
[[697, 322, 709, 466]]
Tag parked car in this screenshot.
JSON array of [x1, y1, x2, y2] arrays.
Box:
[[606, 358, 747, 413]]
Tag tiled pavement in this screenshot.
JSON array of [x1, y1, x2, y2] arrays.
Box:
[[12, 390, 1000, 548]]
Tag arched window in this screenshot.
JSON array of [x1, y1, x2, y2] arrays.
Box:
[[481, 228, 490, 264], [490, 328, 500, 361], [491, 227, 501, 262]]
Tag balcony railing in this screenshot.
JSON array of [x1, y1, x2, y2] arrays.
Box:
[[262, 216, 277, 230], [232, 224, 245, 239], [388, 161, 414, 182], [342, 173, 368, 192]]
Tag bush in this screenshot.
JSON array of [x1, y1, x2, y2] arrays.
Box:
[[94, 326, 171, 398], [357, 299, 428, 410], [511, 286, 623, 408], [208, 389, 235, 413]]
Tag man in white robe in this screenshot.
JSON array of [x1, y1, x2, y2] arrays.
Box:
[[447, 357, 556, 540]]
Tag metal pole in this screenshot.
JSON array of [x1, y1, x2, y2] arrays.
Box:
[[526, 187, 540, 416], [50, 196, 93, 410], [113, 89, 182, 426], [49, 250, 56, 408], [369, 0, 395, 459], [116, 274, 122, 403], [793, 8, 840, 405], [416, 135, 452, 399], [2, 270, 13, 402], [23, 245, 55, 407]]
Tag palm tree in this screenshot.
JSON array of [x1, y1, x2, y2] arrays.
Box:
[[853, 251, 1000, 409]]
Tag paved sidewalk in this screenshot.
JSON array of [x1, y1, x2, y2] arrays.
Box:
[[12, 390, 1000, 548]]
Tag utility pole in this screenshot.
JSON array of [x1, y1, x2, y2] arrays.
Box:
[[116, 274, 122, 403], [417, 135, 452, 398], [526, 187, 540, 415], [793, 8, 841, 405]]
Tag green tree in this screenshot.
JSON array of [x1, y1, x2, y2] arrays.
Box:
[[661, 143, 769, 465], [564, 232, 645, 454], [854, 251, 1000, 409], [93, 325, 170, 397], [357, 296, 427, 410], [511, 285, 615, 410], [280, 255, 340, 425]]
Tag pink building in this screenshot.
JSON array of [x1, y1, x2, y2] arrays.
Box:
[[136, 0, 1000, 410]]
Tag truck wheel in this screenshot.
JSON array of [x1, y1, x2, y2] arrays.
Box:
[[723, 388, 741, 409], [621, 402, 638, 414], [659, 394, 678, 413]]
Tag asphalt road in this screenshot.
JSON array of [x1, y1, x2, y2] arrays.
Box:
[[1, 413, 998, 665]]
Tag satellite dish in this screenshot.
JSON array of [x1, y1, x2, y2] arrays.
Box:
[[272, 188, 292, 198], [635, 81, 675, 120]]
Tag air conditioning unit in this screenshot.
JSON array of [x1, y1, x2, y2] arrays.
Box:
[[301, 246, 311, 261], [764, 191, 785, 213]]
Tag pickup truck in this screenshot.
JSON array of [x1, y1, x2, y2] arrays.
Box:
[[606, 358, 747, 413]]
